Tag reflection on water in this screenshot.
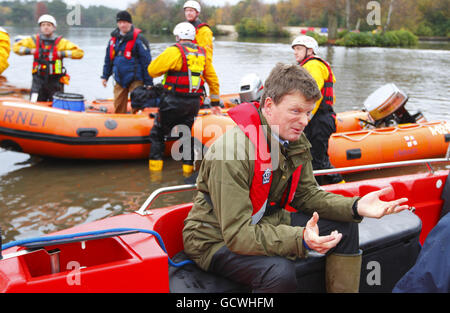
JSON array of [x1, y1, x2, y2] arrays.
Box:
[[0, 151, 196, 242], [0, 27, 449, 243]]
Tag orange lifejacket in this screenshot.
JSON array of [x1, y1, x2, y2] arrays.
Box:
[[228, 102, 303, 224], [300, 56, 334, 107], [163, 43, 206, 96], [33, 34, 63, 77]]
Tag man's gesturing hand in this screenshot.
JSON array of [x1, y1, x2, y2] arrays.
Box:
[[303, 212, 342, 254], [357, 187, 409, 219]]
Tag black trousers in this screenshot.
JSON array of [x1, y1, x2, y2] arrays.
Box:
[[31, 74, 64, 102], [149, 93, 200, 165], [304, 107, 344, 185], [208, 211, 359, 293]]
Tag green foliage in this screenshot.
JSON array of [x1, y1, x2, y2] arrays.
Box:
[[415, 22, 434, 37], [305, 31, 327, 45], [236, 17, 289, 37], [417, 0, 450, 37], [336, 30, 418, 47]]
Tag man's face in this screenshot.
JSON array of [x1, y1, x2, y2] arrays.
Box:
[[39, 22, 55, 36], [263, 91, 315, 142], [117, 20, 132, 33], [292, 45, 313, 63], [184, 7, 199, 22]]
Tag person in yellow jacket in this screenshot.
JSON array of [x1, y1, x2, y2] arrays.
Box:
[[291, 35, 344, 185], [13, 15, 84, 102], [0, 27, 10, 76], [183, 0, 213, 57], [147, 22, 220, 176]]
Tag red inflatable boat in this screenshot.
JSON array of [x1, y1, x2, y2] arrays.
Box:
[[1, 167, 448, 293]]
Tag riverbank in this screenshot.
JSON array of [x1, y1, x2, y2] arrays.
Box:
[[216, 25, 448, 48]]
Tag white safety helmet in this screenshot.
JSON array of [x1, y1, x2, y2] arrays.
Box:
[[184, 0, 201, 13], [173, 22, 196, 41], [291, 35, 318, 55], [38, 14, 57, 27], [239, 73, 264, 103]]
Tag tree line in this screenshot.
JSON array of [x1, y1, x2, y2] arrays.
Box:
[[129, 0, 448, 38], [0, 0, 119, 28], [0, 0, 448, 38]]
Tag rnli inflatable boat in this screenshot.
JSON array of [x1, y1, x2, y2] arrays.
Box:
[[0, 95, 368, 160], [1, 169, 448, 292]]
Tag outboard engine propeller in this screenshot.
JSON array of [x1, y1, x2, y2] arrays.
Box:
[[363, 83, 425, 127], [239, 73, 264, 103]]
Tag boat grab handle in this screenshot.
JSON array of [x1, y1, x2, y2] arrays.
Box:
[[76, 128, 98, 137], [136, 184, 197, 216]]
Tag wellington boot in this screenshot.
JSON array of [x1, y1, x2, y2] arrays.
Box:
[[325, 250, 362, 293], [149, 160, 163, 172], [182, 164, 194, 177]]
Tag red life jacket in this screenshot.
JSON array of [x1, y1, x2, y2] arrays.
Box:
[[109, 28, 141, 61], [163, 43, 206, 96], [33, 34, 63, 77], [300, 56, 334, 106], [228, 102, 303, 224]]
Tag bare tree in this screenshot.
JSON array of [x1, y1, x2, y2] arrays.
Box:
[[384, 0, 395, 32]]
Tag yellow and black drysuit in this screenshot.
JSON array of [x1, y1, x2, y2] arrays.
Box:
[[190, 19, 213, 57], [147, 41, 219, 170], [300, 56, 344, 185], [13, 34, 84, 101]]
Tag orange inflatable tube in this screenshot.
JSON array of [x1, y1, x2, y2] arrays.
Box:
[[329, 121, 450, 167], [193, 115, 449, 168], [0, 97, 169, 159]]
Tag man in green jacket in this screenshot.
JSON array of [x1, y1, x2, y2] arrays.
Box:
[[183, 63, 409, 293]]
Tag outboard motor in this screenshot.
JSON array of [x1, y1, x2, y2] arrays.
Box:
[[239, 73, 264, 103], [363, 83, 425, 127]]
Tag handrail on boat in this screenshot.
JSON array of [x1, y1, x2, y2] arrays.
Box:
[[136, 184, 197, 216], [135, 156, 450, 216]]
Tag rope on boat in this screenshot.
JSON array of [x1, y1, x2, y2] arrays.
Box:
[[1, 228, 194, 268], [334, 122, 436, 142]]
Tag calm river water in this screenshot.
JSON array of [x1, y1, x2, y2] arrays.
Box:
[[1, 27, 449, 242]]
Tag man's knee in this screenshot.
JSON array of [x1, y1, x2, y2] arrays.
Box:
[[254, 257, 297, 293], [333, 221, 359, 254]]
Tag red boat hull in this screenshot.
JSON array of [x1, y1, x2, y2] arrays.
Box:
[[1, 170, 448, 292]]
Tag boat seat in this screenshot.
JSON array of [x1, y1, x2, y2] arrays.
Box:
[[169, 210, 421, 293]]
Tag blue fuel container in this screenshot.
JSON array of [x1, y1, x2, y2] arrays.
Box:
[[52, 92, 85, 112]]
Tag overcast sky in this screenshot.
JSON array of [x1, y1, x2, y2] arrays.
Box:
[[64, 0, 279, 10]]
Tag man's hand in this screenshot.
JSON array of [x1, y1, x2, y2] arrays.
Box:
[[303, 212, 342, 254], [101, 79, 107, 87], [357, 187, 409, 219]]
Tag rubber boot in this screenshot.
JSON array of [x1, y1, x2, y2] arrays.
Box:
[[182, 164, 194, 177], [325, 249, 362, 293], [149, 160, 163, 172]]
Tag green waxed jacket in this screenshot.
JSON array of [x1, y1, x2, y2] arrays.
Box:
[[182, 108, 361, 271]]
